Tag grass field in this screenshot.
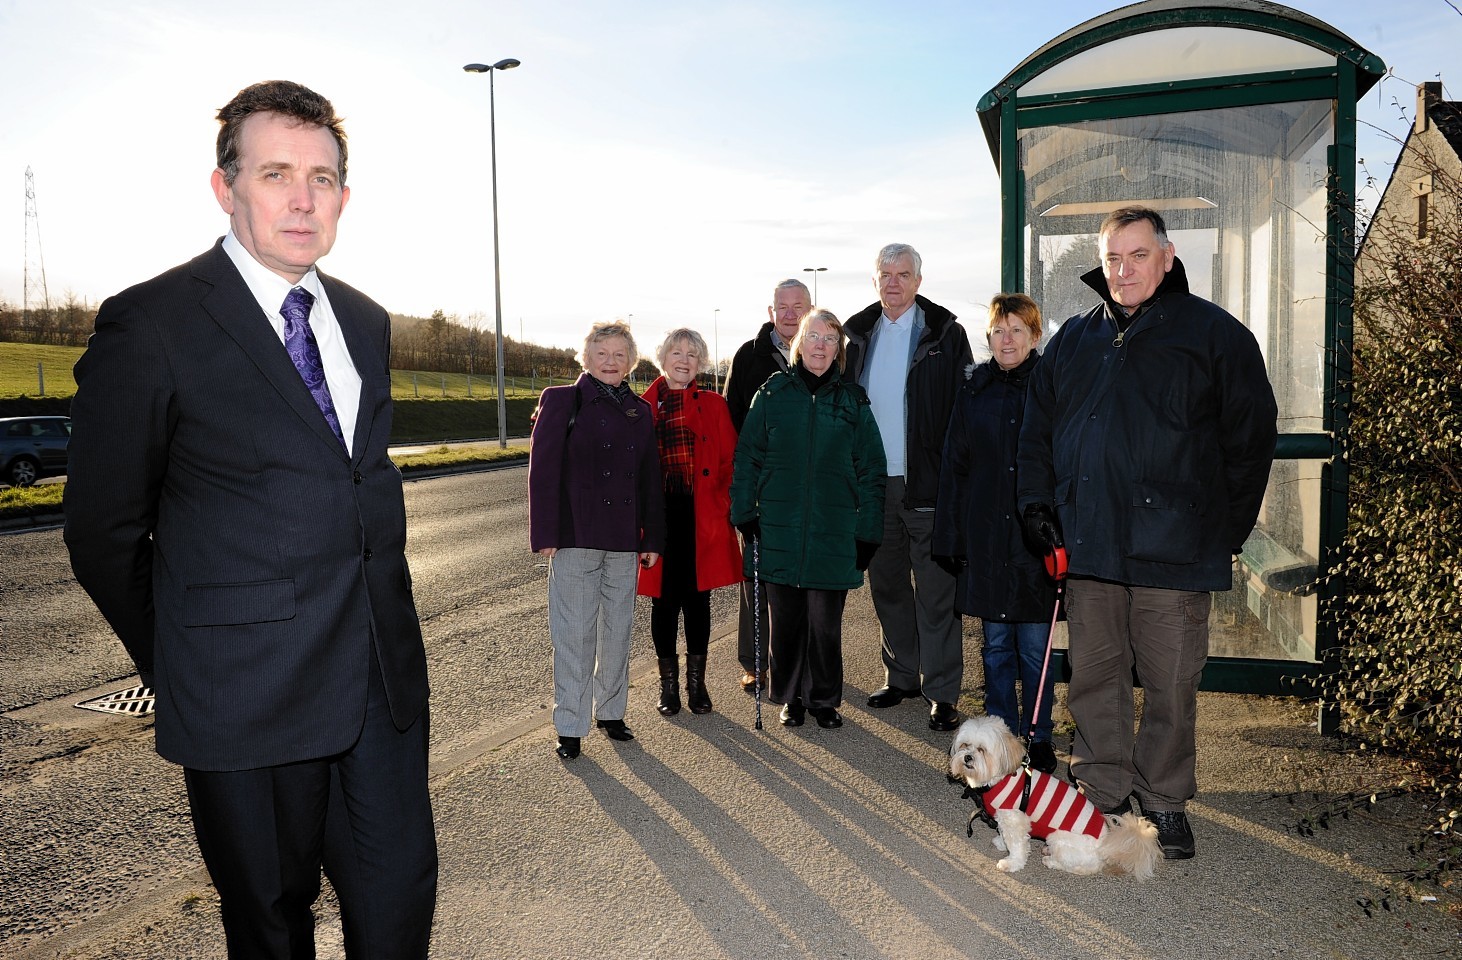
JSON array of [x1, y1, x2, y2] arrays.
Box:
[[0, 342, 575, 401], [0, 342, 82, 397]]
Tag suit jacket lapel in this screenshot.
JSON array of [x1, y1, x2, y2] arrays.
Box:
[[194, 241, 350, 462], [321, 273, 386, 464]]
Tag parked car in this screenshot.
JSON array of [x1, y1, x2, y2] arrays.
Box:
[[1, 416, 71, 487]]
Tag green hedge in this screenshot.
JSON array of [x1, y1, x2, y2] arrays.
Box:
[[0, 396, 71, 417], [389, 397, 538, 443], [0, 396, 538, 443]]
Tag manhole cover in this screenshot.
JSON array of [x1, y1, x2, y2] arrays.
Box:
[[76, 685, 156, 717]]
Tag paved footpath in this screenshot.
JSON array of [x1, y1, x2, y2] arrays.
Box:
[[37, 589, 1461, 960]]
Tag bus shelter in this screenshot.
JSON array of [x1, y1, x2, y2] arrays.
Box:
[[977, 0, 1385, 693]]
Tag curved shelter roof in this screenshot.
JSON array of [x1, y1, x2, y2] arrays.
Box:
[[977, 0, 1386, 163]]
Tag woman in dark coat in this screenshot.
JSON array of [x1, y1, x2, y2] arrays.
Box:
[[636, 328, 742, 717], [934, 294, 1059, 773], [529, 320, 664, 761], [730, 309, 885, 729]]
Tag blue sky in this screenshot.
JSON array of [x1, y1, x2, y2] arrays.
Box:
[[0, 0, 1456, 359]]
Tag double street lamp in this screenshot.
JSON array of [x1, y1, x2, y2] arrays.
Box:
[[802, 266, 827, 303], [464, 57, 521, 449]]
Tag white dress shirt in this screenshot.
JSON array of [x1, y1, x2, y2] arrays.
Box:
[[222, 231, 362, 455]]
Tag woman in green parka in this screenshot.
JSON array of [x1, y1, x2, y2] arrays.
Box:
[[730, 308, 886, 729]]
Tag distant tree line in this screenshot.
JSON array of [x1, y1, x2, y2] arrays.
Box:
[[0, 294, 95, 347], [0, 299, 584, 379], [389, 309, 581, 378]]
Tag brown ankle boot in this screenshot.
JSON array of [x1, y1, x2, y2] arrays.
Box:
[[656, 657, 681, 716], [685, 654, 713, 714]]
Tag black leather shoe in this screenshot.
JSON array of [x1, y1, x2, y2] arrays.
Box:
[[779, 703, 806, 727], [928, 701, 962, 731], [810, 707, 843, 729], [1145, 809, 1196, 859], [867, 685, 919, 709], [1027, 740, 1058, 774], [1104, 795, 1134, 817], [555, 736, 581, 760], [595, 719, 635, 742]]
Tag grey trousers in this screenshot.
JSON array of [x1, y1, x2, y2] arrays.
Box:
[[866, 476, 963, 703], [1065, 579, 1211, 813], [547, 547, 638, 737]]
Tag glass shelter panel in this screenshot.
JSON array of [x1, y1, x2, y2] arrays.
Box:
[[1019, 99, 1334, 664]]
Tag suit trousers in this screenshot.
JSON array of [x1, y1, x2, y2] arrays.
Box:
[[764, 582, 847, 709], [183, 648, 436, 960], [1064, 579, 1210, 813], [548, 547, 638, 736], [867, 476, 963, 702]]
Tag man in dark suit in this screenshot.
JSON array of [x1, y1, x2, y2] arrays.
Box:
[[63, 80, 436, 958]]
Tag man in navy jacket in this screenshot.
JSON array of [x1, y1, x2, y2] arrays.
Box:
[[1017, 206, 1277, 861]]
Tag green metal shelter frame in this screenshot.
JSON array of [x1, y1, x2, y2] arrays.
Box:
[[977, 1, 1385, 695]]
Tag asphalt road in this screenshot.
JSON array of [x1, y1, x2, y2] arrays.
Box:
[[0, 466, 731, 957], [2, 467, 1457, 959]]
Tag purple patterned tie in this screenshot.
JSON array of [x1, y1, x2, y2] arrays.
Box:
[[281, 286, 345, 448]]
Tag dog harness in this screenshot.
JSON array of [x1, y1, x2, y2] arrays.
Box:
[[972, 770, 1106, 841]]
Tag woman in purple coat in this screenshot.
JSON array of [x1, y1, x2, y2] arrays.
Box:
[[529, 321, 665, 760]]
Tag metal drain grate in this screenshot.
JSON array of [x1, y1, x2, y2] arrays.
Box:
[[76, 685, 156, 717]]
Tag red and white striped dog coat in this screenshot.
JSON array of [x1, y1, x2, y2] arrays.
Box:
[[978, 769, 1106, 840]]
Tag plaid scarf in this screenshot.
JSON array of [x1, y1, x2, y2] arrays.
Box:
[[655, 387, 695, 496]]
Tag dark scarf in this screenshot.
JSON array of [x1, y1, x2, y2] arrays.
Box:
[[589, 374, 635, 406], [796, 362, 836, 393]]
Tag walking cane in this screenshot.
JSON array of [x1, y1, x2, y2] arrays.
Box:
[[1025, 543, 1069, 767], [752, 534, 764, 731]]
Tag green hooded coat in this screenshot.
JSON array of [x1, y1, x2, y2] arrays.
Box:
[[730, 367, 886, 590]]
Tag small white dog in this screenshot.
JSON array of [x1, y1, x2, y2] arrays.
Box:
[[948, 715, 1161, 878]]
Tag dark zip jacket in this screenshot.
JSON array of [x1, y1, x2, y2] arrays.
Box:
[[723, 321, 789, 433], [934, 353, 1056, 622], [729, 365, 886, 590], [1015, 258, 1278, 592]]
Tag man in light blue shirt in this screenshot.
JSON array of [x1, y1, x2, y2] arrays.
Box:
[[843, 244, 973, 731]]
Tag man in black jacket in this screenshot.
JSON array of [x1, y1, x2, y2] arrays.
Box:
[[844, 244, 972, 731], [722, 278, 810, 688], [1017, 207, 1277, 861]]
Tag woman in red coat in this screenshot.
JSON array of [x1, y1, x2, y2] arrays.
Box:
[[637, 328, 742, 716]]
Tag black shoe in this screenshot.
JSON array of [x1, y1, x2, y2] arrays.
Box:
[[1027, 740, 1058, 774], [1104, 795, 1134, 817], [555, 736, 581, 760], [928, 701, 962, 731], [596, 719, 635, 742], [810, 707, 843, 729], [867, 685, 919, 709], [779, 703, 806, 727], [1145, 809, 1196, 859]]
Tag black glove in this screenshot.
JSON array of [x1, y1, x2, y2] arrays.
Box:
[[737, 519, 760, 541], [855, 539, 880, 572], [1021, 503, 1064, 556], [935, 554, 966, 577]]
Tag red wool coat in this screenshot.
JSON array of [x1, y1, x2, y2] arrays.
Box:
[[636, 377, 743, 596]]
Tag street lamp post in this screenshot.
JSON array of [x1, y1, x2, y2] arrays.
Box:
[[802, 266, 827, 303], [713, 308, 720, 391], [464, 57, 521, 449]]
